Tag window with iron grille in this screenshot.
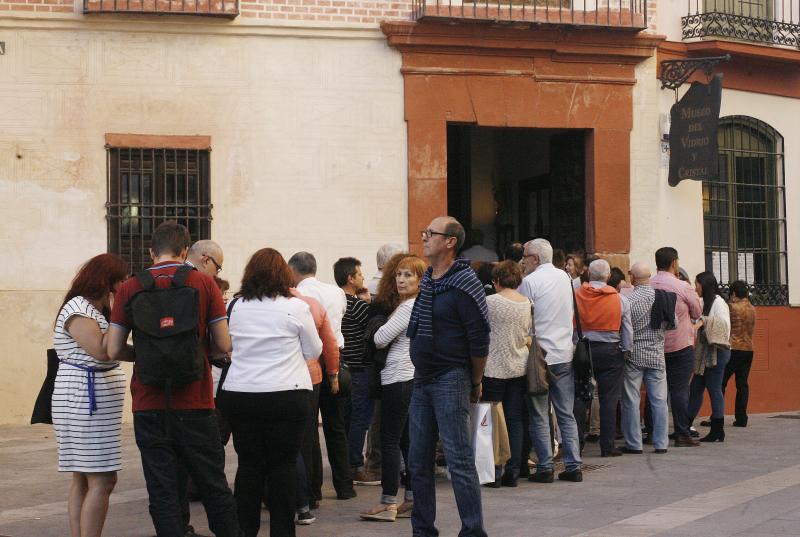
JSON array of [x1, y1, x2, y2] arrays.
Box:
[[702, 116, 788, 305], [106, 147, 212, 274]]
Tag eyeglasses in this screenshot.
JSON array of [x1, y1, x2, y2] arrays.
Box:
[[421, 229, 453, 240], [205, 255, 223, 274]]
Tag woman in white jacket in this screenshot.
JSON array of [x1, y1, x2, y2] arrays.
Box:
[[688, 271, 731, 443], [217, 248, 322, 537]]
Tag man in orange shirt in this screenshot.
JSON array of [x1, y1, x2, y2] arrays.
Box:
[[573, 259, 633, 457], [290, 288, 340, 521]]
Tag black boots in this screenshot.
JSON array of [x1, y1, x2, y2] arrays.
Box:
[[700, 417, 725, 443]]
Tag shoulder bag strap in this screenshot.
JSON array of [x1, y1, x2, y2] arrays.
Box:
[[216, 296, 240, 399], [136, 270, 155, 290], [572, 285, 584, 340], [171, 264, 194, 287]]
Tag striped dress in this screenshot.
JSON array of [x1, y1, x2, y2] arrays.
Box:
[[52, 296, 126, 473]]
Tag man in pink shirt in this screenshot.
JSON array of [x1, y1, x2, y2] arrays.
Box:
[[650, 247, 703, 447]]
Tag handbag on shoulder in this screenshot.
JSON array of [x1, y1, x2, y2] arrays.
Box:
[[526, 336, 550, 396], [31, 349, 59, 424], [572, 288, 594, 383], [526, 303, 550, 396]]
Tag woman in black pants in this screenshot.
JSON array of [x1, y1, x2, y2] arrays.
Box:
[[360, 253, 426, 522], [218, 248, 322, 537]]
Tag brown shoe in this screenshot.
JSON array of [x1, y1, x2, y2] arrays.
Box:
[[353, 469, 382, 486], [674, 434, 700, 447], [360, 503, 397, 522], [396, 500, 413, 518]]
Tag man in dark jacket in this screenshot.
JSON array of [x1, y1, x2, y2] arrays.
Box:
[[407, 216, 490, 537]]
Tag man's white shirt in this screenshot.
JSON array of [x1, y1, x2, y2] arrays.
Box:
[[518, 263, 575, 365], [297, 277, 347, 348]]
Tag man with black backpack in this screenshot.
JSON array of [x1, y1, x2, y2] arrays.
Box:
[[108, 221, 240, 537]]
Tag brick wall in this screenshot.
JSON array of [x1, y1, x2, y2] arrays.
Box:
[[238, 0, 412, 23], [0, 0, 72, 13], [0, 0, 655, 27]]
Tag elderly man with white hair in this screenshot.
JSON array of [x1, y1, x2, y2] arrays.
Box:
[[518, 238, 583, 483], [368, 243, 405, 295], [573, 259, 633, 457]]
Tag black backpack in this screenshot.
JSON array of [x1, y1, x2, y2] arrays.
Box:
[[125, 265, 204, 392]]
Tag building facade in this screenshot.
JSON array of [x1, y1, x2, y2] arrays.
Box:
[[0, 0, 797, 422]]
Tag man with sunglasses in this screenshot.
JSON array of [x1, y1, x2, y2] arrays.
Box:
[[183, 239, 228, 536], [407, 216, 490, 537], [187, 240, 224, 278]]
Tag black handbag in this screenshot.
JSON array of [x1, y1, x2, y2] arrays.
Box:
[[572, 288, 594, 383], [31, 349, 59, 425]]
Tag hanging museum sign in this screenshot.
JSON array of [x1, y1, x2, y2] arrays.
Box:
[[668, 74, 723, 187]]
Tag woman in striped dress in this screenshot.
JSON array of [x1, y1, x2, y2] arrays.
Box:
[[52, 253, 130, 537]]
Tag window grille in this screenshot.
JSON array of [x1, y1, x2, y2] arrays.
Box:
[[703, 116, 788, 305], [106, 147, 212, 274]]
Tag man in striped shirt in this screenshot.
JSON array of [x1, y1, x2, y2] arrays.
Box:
[[621, 262, 676, 454], [334, 257, 376, 485]]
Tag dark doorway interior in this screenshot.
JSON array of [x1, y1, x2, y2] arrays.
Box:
[[447, 125, 586, 258]]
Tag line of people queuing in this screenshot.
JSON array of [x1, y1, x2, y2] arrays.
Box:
[[49, 216, 756, 537]]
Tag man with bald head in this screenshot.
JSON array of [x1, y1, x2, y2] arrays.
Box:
[[408, 216, 490, 537], [186, 239, 224, 278], [621, 262, 677, 454]]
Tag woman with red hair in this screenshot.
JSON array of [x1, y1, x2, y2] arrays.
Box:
[[52, 253, 131, 537], [217, 248, 323, 537]]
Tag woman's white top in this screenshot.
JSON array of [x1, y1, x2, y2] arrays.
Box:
[[223, 295, 322, 393], [375, 298, 416, 385], [702, 295, 731, 344], [485, 294, 532, 379]]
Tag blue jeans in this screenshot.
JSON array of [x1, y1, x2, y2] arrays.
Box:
[[409, 367, 486, 537], [621, 362, 669, 450], [688, 347, 732, 420], [347, 370, 375, 469], [527, 362, 582, 473]]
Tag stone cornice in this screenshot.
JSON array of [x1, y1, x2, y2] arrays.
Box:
[[381, 20, 664, 64]]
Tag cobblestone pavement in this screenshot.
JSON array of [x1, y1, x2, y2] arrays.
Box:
[[1, 412, 799, 537]]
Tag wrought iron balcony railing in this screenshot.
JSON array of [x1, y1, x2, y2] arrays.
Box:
[[83, 0, 238, 17], [682, 0, 800, 48], [412, 0, 648, 30]]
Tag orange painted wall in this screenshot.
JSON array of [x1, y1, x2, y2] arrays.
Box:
[[699, 306, 800, 415]]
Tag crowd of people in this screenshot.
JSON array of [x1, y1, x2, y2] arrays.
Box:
[[49, 216, 757, 537]]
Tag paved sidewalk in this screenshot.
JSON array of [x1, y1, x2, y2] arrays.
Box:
[[1, 413, 799, 537]]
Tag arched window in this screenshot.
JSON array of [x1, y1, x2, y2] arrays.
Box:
[[703, 116, 788, 305]]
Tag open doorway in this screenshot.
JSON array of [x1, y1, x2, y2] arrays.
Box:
[[447, 125, 587, 259]]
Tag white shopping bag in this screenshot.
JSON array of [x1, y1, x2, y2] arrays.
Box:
[[470, 402, 495, 485]]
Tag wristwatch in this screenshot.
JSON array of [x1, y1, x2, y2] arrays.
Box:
[[471, 380, 482, 388]]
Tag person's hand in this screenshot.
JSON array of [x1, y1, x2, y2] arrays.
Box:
[[329, 374, 340, 395], [470, 382, 482, 403]]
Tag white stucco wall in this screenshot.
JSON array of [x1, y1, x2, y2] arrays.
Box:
[[630, 56, 707, 280], [0, 19, 407, 423]]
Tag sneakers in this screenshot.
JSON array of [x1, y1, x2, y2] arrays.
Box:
[[558, 469, 583, 482], [397, 501, 413, 518], [360, 503, 398, 522], [296, 511, 316, 525], [621, 447, 643, 454], [353, 468, 382, 486]]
